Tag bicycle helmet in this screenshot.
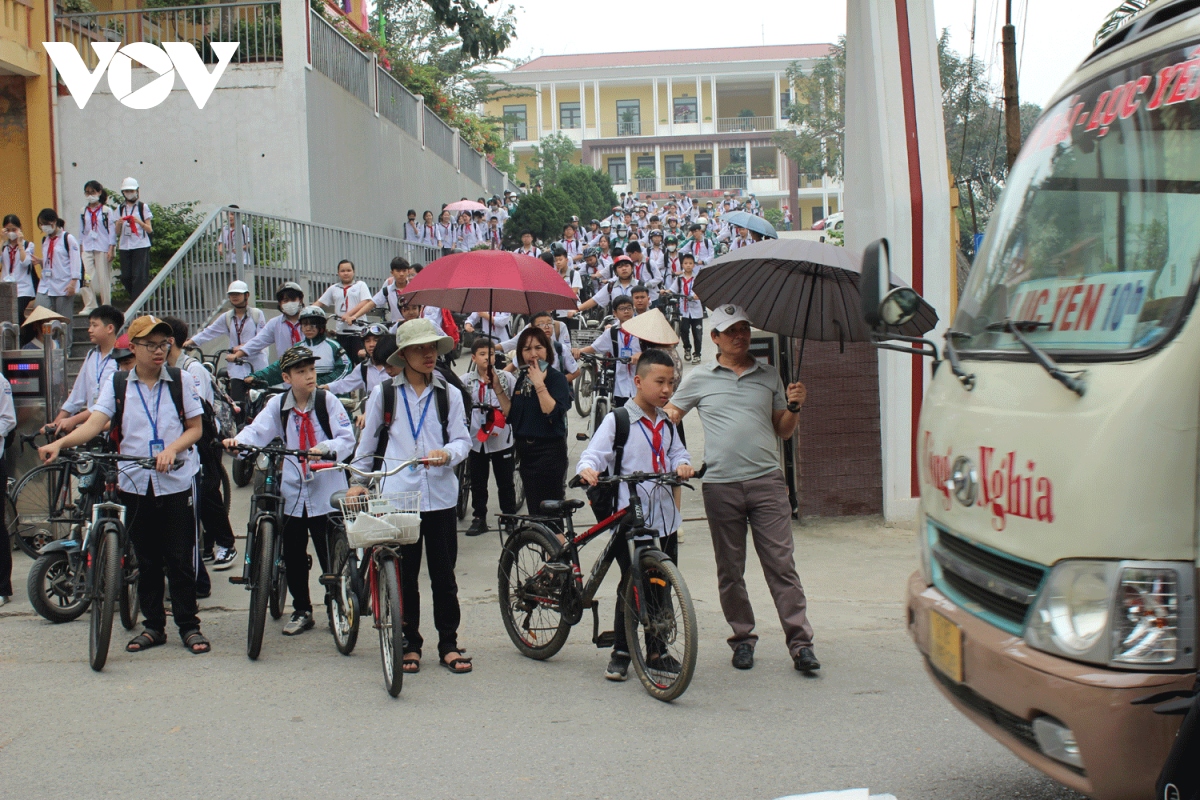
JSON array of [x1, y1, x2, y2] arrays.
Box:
[[227, 279, 250, 294], [275, 281, 304, 301], [298, 305, 327, 325], [664, 234, 678, 246], [583, 247, 600, 258]]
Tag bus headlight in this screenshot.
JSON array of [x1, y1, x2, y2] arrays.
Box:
[[1025, 560, 1195, 670]]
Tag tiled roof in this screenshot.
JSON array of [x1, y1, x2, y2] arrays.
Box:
[[513, 44, 833, 72]]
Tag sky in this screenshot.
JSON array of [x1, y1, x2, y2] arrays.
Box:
[[499, 0, 1117, 110]]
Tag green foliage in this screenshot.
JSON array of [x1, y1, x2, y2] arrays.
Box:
[[500, 193, 559, 249], [720, 164, 745, 176], [489, 146, 519, 182], [764, 208, 784, 228], [557, 165, 616, 225], [773, 37, 845, 181], [148, 202, 203, 275], [372, 0, 513, 60], [541, 186, 578, 227], [634, 167, 656, 180], [58, 0, 97, 12], [526, 132, 577, 187], [675, 162, 696, 177]]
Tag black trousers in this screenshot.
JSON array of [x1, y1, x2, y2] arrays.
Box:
[[468, 446, 517, 519], [516, 436, 567, 517], [400, 507, 460, 658], [0, 456, 11, 596], [199, 448, 235, 551], [282, 512, 330, 613], [119, 246, 151, 300], [679, 318, 704, 354], [123, 487, 201, 634], [228, 378, 247, 424], [612, 532, 679, 655]]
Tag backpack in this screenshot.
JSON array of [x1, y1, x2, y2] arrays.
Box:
[[179, 355, 237, 442], [440, 309, 461, 346], [224, 307, 266, 348], [372, 378, 452, 471], [277, 388, 334, 442], [110, 368, 187, 448], [588, 407, 675, 520]]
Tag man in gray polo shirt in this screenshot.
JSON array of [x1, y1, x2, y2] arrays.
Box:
[[667, 304, 820, 674]]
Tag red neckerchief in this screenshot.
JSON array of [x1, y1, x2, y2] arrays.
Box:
[[426, 224, 433, 240], [5, 244, 18, 275], [122, 204, 141, 235], [621, 330, 632, 348], [45, 235, 58, 271], [476, 376, 506, 441], [285, 320, 301, 344], [639, 416, 667, 472], [680, 277, 692, 297], [340, 283, 352, 313], [292, 407, 318, 476], [87, 205, 102, 233]]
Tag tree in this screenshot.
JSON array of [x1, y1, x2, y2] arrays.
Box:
[[541, 186, 579, 230], [526, 132, 577, 188], [500, 192, 560, 249], [372, 0, 514, 60], [557, 165, 617, 224], [773, 37, 845, 181]]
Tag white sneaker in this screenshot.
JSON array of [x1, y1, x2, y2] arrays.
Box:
[[212, 546, 238, 571]]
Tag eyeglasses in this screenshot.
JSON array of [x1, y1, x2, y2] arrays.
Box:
[[134, 340, 172, 353]]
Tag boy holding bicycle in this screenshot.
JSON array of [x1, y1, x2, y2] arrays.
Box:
[[224, 346, 356, 636], [577, 348, 693, 682]]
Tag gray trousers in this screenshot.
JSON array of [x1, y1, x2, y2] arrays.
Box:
[[35, 294, 73, 351], [702, 470, 814, 656]]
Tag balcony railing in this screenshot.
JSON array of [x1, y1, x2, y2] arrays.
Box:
[[717, 115, 777, 133], [310, 10, 370, 105], [56, 1, 283, 65], [599, 120, 644, 138], [719, 173, 748, 190], [664, 175, 714, 191]]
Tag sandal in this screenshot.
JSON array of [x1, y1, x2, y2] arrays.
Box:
[[440, 649, 472, 674], [402, 654, 421, 674], [182, 630, 211, 654], [126, 629, 167, 653]]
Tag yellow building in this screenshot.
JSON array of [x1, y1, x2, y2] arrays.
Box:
[[1, 0, 55, 237], [486, 44, 844, 228]]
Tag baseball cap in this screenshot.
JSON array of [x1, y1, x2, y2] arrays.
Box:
[[709, 304, 752, 332], [127, 315, 172, 340], [279, 345, 318, 372]]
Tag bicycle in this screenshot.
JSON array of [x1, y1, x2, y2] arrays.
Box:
[[575, 353, 627, 441], [311, 458, 425, 697], [226, 441, 312, 660], [570, 327, 602, 418], [231, 386, 287, 488], [497, 468, 703, 702], [660, 291, 683, 342]]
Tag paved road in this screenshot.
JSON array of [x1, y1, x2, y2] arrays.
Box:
[[0, 353, 1087, 800]]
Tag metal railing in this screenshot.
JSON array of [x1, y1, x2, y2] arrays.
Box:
[[599, 120, 644, 138], [425, 107, 456, 164], [664, 175, 715, 191], [56, 1, 283, 64], [377, 66, 420, 139], [310, 9, 371, 106], [636, 177, 656, 192], [719, 173, 749, 190], [124, 207, 441, 335], [459, 140, 482, 184], [486, 163, 505, 197], [717, 115, 778, 133]]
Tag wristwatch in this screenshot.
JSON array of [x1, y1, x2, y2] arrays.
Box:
[[786, 401, 803, 413]]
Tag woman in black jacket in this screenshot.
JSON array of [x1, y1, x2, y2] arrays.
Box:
[[492, 325, 571, 517]]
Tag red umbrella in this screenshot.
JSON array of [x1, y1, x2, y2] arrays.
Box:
[[399, 250, 578, 314]]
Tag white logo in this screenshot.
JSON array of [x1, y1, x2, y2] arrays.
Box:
[[44, 41, 239, 110]]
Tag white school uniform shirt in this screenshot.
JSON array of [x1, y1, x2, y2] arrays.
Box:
[[0, 375, 14, 460], [513, 245, 541, 258], [422, 305, 445, 329], [1, 241, 36, 297], [78, 204, 116, 251], [351, 372, 471, 512], [370, 278, 406, 324], [454, 223, 479, 252], [684, 237, 714, 265], [591, 323, 641, 399], [460, 368, 516, 453], [325, 360, 389, 396], [234, 390, 355, 516], [189, 308, 270, 379], [319, 280, 373, 333], [672, 273, 704, 319], [590, 278, 637, 311], [219, 223, 253, 264], [240, 313, 304, 362], [464, 311, 511, 340], [116, 201, 153, 250], [177, 355, 214, 405], [403, 220, 423, 243], [646, 246, 665, 272], [62, 346, 119, 415], [434, 221, 454, 248], [91, 367, 202, 496], [662, 253, 684, 278], [38, 232, 83, 296], [577, 400, 689, 536], [483, 226, 504, 249]]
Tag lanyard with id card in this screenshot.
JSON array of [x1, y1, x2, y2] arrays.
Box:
[[134, 379, 167, 457], [402, 386, 433, 471]]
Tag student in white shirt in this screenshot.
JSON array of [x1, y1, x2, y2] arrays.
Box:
[[217, 205, 252, 267], [2, 214, 37, 346], [460, 338, 518, 536], [317, 259, 373, 363], [403, 209, 422, 244], [671, 253, 705, 363], [34, 209, 83, 351], [435, 210, 454, 255], [347, 257, 412, 326], [114, 177, 153, 301], [232, 281, 306, 365], [513, 231, 540, 258], [322, 323, 391, 424], [624, 241, 660, 301], [463, 310, 511, 341], [0, 372, 16, 605], [577, 347, 692, 681], [577, 256, 638, 315], [577, 295, 641, 410], [482, 217, 504, 250], [684, 224, 715, 266], [78, 181, 116, 313], [226, 346, 356, 636], [183, 280, 268, 411], [52, 304, 123, 433], [453, 211, 478, 252], [40, 315, 209, 654], [348, 319, 473, 674]]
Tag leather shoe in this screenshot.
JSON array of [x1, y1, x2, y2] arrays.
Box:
[[794, 646, 821, 673], [465, 518, 489, 537], [731, 642, 754, 670]]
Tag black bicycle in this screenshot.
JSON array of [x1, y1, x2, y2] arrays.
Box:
[[497, 469, 703, 702], [575, 353, 627, 441], [226, 441, 310, 660], [232, 386, 286, 487]]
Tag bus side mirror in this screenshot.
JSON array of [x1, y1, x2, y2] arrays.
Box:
[[862, 238, 922, 329]]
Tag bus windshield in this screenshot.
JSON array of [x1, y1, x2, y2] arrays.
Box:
[[953, 41, 1200, 356]]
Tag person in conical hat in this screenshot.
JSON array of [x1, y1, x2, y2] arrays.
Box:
[[21, 303, 68, 351]]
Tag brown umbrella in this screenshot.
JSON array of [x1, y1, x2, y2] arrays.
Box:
[[693, 237, 937, 366]]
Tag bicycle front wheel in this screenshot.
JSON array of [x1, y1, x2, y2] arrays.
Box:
[[88, 528, 120, 672], [246, 519, 273, 660], [377, 555, 404, 697], [219, 460, 232, 515], [329, 529, 359, 656], [269, 530, 287, 621], [498, 525, 571, 660], [455, 461, 470, 521], [624, 551, 697, 702], [118, 537, 140, 630], [574, 366, 594, 417], [11, 463, 75, 558]]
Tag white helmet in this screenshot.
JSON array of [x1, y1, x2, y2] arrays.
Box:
[[227, 280, 250, 294], [119, 177, 139, 192]]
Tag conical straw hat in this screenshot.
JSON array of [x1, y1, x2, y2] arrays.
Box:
[[621, 308, 680, 345], [22, 303, 68, 328]]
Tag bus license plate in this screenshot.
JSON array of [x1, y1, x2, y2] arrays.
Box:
[[929, 609, 963, 683]]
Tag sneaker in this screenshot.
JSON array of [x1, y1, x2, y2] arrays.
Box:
[[676, 525, 685, 544], [692, 354, 702, 364], [465, 518, 489, 537], [201, 549, 215, 564], [605, 651, 631, 681], [283, 610, 315, 636], [212, 546, 238, 571], [682, 350, 692, 362], [647, 653, 682, 675]]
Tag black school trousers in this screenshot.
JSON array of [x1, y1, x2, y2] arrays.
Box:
[[468, 445, 517, 519], [612, 532, 679, 656], [400, 507, 460, 658], [282, 512, 330, 614], [199, 447, 235, 552], [123, 486, 201, 634]]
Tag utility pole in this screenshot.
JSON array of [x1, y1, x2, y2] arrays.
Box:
[[1002, 0, 1021, 168]]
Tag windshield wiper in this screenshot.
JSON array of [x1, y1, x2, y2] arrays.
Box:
[[984, 319, 1086, 396], [943, 331, 976, 390]]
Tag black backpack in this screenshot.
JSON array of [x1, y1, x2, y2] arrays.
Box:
[[587, 407, 675, 520], [373, 379, 451, 471], [110, 368, 187, 447], [277, 388, 334, 441]]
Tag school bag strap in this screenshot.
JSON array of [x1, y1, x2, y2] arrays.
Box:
[[373, 380, 450, 471], [110, 366, 186, 446], [277, 388, 333, 442]]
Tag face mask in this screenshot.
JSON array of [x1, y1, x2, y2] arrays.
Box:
[[124, 192, 138, 202], [86, 195, 100, 205], [281, 301, 302, 316], [41, 224, 55, 235], [667, 245, 677, 252], [5, 231, 17, 241]]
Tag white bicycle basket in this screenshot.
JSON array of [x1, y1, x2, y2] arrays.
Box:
[[340, 491, 421, 548]]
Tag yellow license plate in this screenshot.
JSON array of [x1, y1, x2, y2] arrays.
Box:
[[929, 609, 963, 683]]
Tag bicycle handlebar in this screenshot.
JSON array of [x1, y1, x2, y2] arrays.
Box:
[[309, 457, 427, 480], [66, 450, 186, 472], [568, 463, 707, 490], [225, 442, 322, 459]]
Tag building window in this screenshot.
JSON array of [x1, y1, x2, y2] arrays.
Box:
[[673, 96, 698, 124], [637, 155, 656, 173], [664, 155, 684, 177], [694, 153, 713, 176], [616, 100, 641, 136], [780, 91, 793, 118], [560, 101, 580, 129], [503, 105, 527, 141], [607, 157, 627, 185]]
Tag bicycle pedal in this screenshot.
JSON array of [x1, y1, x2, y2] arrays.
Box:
[[575, 433, 589, 441], [594, 630, 615, 649], [318, 573, 339, 587], [227, 576, 247, 585]]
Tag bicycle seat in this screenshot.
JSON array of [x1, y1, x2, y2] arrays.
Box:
[[540, 499, 585, 514]]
